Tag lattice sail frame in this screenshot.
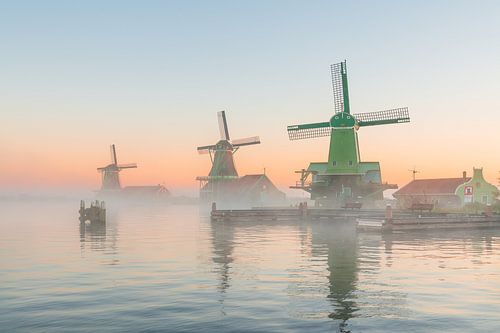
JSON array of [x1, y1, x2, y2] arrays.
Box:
[[330, 62, 345, 114], [354, 107, 410, 127], [217, 111, 230, 141], [287, 107, 410, 140], [232, 136, 261, 147], [197, 111, 261, 155], [287, 123, 331, 140]]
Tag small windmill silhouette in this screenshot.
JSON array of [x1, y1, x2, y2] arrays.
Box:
[[97, 144, 137, 190]]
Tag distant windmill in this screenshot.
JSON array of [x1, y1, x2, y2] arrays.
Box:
[[97, 144, 137, 190], [197, 111, 260, 179], [196, 111, 261, 202]]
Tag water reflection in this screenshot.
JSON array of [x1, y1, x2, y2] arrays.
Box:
[[210, 220, 235, 294], [79, 221, 107, 252], [2, 202, 500, 332], [206, 218, 500, 332], [380, 229, 499, 266], [209, 218, 363, 330], [382, 232, 394, 267], [78, 209, 119, 265], [311, 221, 359, 332]]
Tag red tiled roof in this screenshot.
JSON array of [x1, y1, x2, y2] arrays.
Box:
[[231, 174, 282, 194], [393, 178, 470, 196], [121, 185, 171, 195], [212, 174, 281, 197]]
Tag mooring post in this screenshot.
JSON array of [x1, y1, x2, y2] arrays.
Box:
[[485, 204, 492, 218], [79, 200, 106, 224], [79, 200, 85, 222], [210, 202, 218, 221], [385, 204, 393, 224], [299, 202, 308, 219]]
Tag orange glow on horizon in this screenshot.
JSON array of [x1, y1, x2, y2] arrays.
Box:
[[1, 132, 498, 195]]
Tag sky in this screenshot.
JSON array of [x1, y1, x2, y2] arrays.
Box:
[[1, 0, 499, 196]]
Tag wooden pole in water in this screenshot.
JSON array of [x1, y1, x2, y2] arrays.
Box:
[[299, 202, 308, 219], [485, 204, 492, 218], [385, 204, 393, 223]]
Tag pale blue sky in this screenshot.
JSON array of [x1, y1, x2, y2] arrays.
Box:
[[1, 1, 499, 193]]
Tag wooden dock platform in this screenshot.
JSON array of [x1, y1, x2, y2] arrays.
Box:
[[210, 203, 500, 232], [211, 208, 299, 222], [358, 215, 500, 232], [210, 202, 403, 222]]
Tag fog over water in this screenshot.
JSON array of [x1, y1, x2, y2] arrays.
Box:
[[2, 1, 500, 331], [1, 200, 499, 332]]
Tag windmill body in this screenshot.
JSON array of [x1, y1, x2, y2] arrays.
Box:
[[208, 140, 239, 179], [100, 165, 122, 190], [288, 61, 410, 206]]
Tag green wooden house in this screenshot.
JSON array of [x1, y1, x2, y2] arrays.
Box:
[[456, 168, 499, 205]]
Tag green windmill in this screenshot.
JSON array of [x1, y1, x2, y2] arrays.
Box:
[[196, 111, 261, 201], [287, 61, 410, 206]]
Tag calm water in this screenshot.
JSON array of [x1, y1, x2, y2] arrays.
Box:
[[1, 201, 499, 332]]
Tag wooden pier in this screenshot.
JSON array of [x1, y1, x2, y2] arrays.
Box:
[[211, 202, 375, 222], [358, 215, 500, 232], [210, 203, 408, 222], [210, 203, 500, 232]]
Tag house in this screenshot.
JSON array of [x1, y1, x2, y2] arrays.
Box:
[[394, 168, 499, 209], [206, 174, 286, 207], [455, 168, 499, 205], [393, 175, 469, 209], [230, 174, 286, 206], [121, 185, 171, 199]]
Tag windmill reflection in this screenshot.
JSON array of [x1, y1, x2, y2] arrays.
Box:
[[209, 218, 360, 328], [311, 221, 359, 332], [210, 220, 236, 294]]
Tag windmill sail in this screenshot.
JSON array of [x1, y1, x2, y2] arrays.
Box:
[[117, 163, 137, 169], [217, 111, 230, 141], [110, 144, 118, 165], [355, 107, 410, 127], [197, 144, 217, 152], [197, 148, 212, 155], [287, 121, 331, 140], [331, 61, 350, 114], [232, 136, 261, 147]]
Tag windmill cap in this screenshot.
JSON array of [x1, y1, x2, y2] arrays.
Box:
[[215, 140, 233, 150], [330, 112, 356, 128]]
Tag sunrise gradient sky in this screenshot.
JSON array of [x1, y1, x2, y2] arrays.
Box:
[[1, 1, 499, 195]]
